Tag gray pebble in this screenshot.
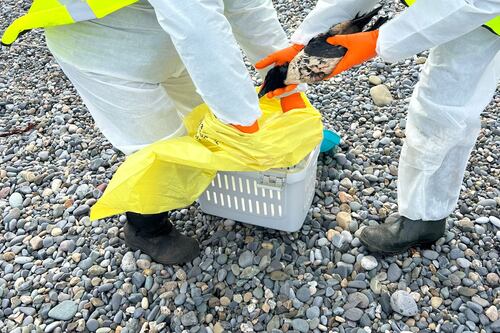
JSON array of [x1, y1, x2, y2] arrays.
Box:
[[391, 290, 418, 316], [86, 319, 99, 332], [344, 308, 363, 321], [47, 300, 77, 321], [238, 250, 254, 268], [180, 311, 198, 326], [296, 285, 311, 303], [291, 318, 309, 333], [306, 306, 320, 319], [9, 192, 24, 208], [388, 263, 402, 282]]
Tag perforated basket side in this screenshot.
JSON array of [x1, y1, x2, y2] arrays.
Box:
[[198, 146, 320, 231], [200, 172, 287, 219]]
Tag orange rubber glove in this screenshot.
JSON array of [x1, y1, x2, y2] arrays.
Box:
[[265, 85, 298, 99], [232, 121, 259, 133], [280, 93, 306, 113], [232, 93, 305, 133], [255, 44, 304, 98], [325, 30, 379, 77], [256, 44, 304, 68]]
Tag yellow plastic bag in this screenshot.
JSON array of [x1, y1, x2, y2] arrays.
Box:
[[90, 94, 323, 220]]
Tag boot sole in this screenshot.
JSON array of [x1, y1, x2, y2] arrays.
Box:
[[359, 235, 437, 256], [125, 239, 200, 266]]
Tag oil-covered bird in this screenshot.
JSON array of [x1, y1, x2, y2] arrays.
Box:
[[259, 7, 388, 98]]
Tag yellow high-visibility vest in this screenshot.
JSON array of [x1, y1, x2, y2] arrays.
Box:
[[1, 0, 139, 46], [2, 0, 499, 46], [401, 0, 500, 36]]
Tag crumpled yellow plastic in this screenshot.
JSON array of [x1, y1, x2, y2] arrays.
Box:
[[90, 94, 323, 220]]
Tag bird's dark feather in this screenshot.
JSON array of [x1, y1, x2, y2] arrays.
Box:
[[367, 16, 389, 31], [305, 5, 384, 58], [304, 36, 347, 58], [351, 6, 383, 31], [258, 64, 289, 98]]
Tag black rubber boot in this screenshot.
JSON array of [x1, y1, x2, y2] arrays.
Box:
[[124, 212, 200, 265], [359, 216, 446, 255]]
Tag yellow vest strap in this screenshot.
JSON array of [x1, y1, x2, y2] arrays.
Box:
[[1, 0, 140, 46], [1, 7, 74, 45]]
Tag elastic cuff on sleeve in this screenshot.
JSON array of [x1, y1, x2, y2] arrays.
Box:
[[290, 32, 313, 46]]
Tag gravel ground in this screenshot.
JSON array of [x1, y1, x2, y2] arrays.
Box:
[[1, 1, 499, 333]]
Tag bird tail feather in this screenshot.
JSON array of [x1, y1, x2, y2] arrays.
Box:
[[351, 6, 383, 31]]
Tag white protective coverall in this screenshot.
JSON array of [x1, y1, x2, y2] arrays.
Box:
[[291, 0, 500, 221], [44, 0, 288, 155]]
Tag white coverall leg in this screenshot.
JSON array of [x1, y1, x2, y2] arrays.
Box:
[[291, 0, 500, 221], [44, 0, 288, 155], [399, 28, 500, 220]]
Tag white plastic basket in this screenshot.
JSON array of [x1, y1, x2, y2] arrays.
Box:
[[198, 146, 320, 232]]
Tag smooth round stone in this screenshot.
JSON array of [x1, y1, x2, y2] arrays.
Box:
[[238, 251, 254, 268], [348, 280, 367, 289], [423, 250, 439, 260], [9, 192, 24, 208], [121, 252, 137, 272], [296, 286, 311, 303], [347, 292, 370, 309], [217, 269, 227, 282], [388, 263, 402, 282], [458, 287, 478, 297], [368, 75, 382, 85], [5, 208, 21, 223], [457, 258, 472, 269], [86, 319, 99, 332], [490, 216, 500, 228], [111, 294, 122, 311], [370, 85, 393, 106], [449, 248, 464, 260], [96, 328, 111, 333], [431, 297, 443, 309], [291, 318, 309, 333], [360, 256, 378, 270], [59, 240, 76, 252], [475, 217, 489, 224], [341, 253, 355, 264], [38, 151, 50, 161], [216, 254, 228, 265], [306, 306, 320, 319], [486, 273, 499, 286]]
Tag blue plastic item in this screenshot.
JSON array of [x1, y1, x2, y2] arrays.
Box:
[[320, 129, 341, 153]]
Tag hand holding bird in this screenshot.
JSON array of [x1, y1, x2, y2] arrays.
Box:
[[257, 7, 387, 98], [256, 44, 304, 97], [325, 30, 379, 77]]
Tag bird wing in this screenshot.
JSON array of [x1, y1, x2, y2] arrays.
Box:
[[304, 35, 347, 58]]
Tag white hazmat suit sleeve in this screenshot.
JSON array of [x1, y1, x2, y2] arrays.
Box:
[[147, 0, 262, 126], [377, 0, 500, 62], [290, 0, 379, 45], [222, 0, 308, 95], [223, 0, 289, 67]]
